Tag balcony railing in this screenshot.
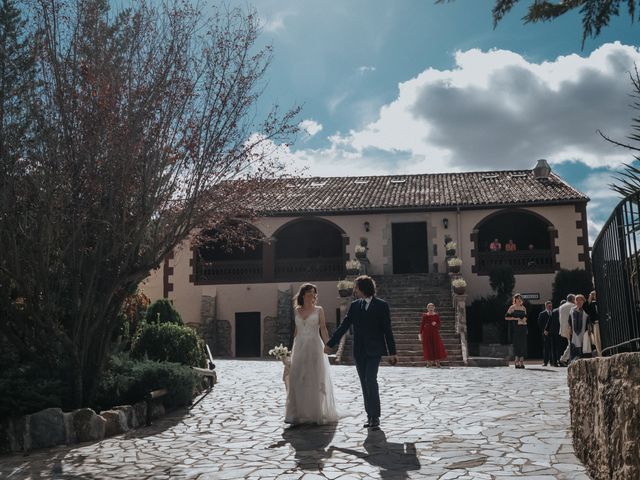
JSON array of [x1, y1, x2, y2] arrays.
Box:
[[475, 250, 554, 275], [275, 257, 344, 281], [195, 259, 263, 284]]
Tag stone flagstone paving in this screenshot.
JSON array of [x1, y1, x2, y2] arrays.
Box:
[[0, 359, 590, 479]]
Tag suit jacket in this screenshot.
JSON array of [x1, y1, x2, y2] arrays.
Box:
[[558, 302, 574, 339], [547, 308, 560, 336], [327, 297, 397, 357], [537, 309, 552, 332]]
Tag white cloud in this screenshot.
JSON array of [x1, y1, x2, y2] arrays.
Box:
[[292, 42, 640, 176], [299, 119, 323, 137], [261, 10, 296, 33], [357, 65, 376, 74]]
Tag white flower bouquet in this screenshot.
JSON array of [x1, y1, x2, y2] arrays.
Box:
[[445, 241, 457, 251], [269, 344, 291, 390], [345, 259, 361, 269], [447, 257, 463, 266], [268, 343, 290, 361]]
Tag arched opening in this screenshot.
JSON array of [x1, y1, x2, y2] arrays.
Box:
[[274, 218, 345, 280], [194, 223, 264, 284], [473, 210, 557, 275]]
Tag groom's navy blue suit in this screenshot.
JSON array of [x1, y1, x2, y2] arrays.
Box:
[[327, 297, 397, 421]]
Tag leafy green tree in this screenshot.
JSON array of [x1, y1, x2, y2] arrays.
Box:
[[551, 269, 594, 306], [489, 265, 516, 302], [0, 0, 298, 408], [437, 0, 637, 46]]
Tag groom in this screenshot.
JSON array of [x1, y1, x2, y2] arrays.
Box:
[[325, 275, 398, 429]]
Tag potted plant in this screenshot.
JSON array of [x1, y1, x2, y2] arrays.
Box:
[[447, 257, 462, 273], [337, 280, 354, 297], [359, 237, 368, 247], [445, 241, 457, 256], [452, 278, 467, 295], [355, 245, 367, 259], [345, 259, 360, 276]]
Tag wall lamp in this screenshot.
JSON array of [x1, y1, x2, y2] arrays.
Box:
[[442, 218, 449, 229], [364, 221, 370, 232]]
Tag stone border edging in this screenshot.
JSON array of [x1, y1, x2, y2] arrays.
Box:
[[0, 398, 165, 454]]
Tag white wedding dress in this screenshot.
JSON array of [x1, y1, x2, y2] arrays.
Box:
[[284, 308, 338, 425]]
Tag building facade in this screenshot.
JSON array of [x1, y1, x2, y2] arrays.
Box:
[[142, 160, 590, 357]]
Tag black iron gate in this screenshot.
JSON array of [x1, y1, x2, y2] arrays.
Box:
[[591, 192, 640, 354]]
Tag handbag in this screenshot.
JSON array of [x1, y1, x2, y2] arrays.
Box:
[[582, 332, 592, 354]]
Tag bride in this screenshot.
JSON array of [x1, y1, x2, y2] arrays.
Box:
[[284, 283, 338, 425]]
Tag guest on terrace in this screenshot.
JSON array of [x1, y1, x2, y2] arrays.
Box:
[[489, 238, 502, 251], [505, 239, 517, 252]]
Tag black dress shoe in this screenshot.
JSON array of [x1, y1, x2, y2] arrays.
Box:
[[369, 417, 380, 428]]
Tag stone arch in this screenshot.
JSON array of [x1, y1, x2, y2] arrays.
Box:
[[471, 208, 558, 274], [273, 217, 347, 280]]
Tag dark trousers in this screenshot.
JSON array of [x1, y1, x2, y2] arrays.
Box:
[[542, 333, 559, 365], [355, 355, 381, 419]]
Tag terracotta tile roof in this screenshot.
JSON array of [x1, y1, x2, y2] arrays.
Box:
[[247, 170, 588, 215]]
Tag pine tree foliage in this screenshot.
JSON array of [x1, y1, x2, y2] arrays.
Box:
[[437, 0, 637, 47]]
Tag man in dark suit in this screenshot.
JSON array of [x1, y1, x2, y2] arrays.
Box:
[[325, 275, 398, 429], [538, 301, 554, 366], [546, 304, 562, 367]]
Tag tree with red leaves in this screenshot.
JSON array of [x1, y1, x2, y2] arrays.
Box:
[[0, 0, 299, 407]]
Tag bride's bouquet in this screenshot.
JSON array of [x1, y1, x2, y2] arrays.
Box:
[[269, 344, 291, 390]]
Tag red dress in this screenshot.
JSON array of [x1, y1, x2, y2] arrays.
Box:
[[420, 313, 447, 361]]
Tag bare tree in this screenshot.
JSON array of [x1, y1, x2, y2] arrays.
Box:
[[0, 0, 299, 407]]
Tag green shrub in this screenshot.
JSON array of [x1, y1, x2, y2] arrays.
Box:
[[552, 269, 594, 306], [144, 299, 183, 325], [489, 265, 515, 301], [94, 353, 199, 412], [0, 337, 73, 419], [131, 322, 206, 367]]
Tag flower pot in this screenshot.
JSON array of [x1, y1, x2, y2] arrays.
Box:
[[453, 286, 466, 295], [446, 249, 456, 256], [338, 288, 353, 297], [346, 268, 359, 276], [448, 266, 461, 274], [355, 251, 367, 260]]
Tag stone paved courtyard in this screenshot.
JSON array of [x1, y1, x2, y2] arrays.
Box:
[[1, 359, 590, 479]]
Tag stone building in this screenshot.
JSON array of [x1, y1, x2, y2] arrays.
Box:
[[142, 159, 589, 361]]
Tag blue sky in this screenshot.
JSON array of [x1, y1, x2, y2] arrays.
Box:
[[221, 0, 639, 242]]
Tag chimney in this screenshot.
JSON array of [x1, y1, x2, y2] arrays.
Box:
[[533, 159, 551, 180]]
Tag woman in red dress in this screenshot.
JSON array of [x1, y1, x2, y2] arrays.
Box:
[[419, 303, 447, 367]]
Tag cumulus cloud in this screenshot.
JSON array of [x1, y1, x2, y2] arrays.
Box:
[[358, 65, 376, 74], [299, 119, 323, 137], [294, 42, 640, 175]]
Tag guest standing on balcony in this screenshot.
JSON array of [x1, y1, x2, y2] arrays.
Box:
[[419, 303, 447, 368], [489, 238, 502, 251], [505, 239, 517, 252], [505, 294, 528, 369]]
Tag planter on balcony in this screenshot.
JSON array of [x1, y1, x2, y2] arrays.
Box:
[[346, 268, 359, 276], [453, 286, 466, 295], [448, 265, 461, 274]]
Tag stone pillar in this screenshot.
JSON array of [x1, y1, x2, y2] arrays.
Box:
[[277, 287, 294, 348], [453, 293, 468, 365], [263, 237, 276, 282], [568, 353, 640, 480], [201, 295, 217, 351]]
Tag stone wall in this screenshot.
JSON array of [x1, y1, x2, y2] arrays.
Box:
[[200, 295, 217, 351], [568, 353, 640, 480]]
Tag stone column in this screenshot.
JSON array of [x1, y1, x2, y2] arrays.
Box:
[[277, 287, 294, 348]]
